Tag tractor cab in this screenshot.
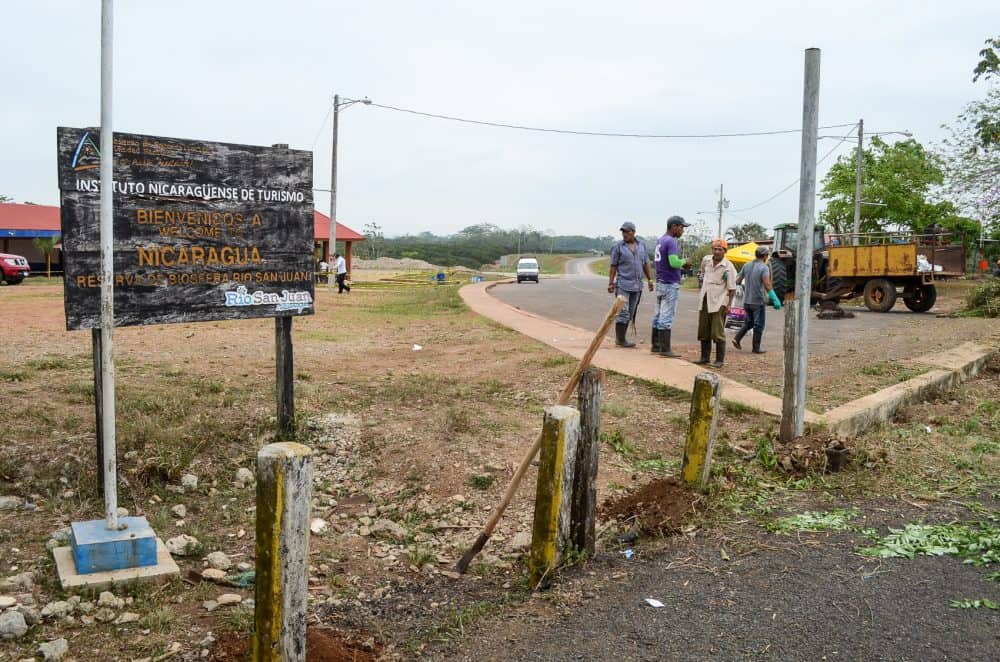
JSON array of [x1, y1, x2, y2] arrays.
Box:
[[772, 223, 826, 258]]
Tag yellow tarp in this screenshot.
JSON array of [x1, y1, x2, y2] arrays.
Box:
[[726, 242, 758, 268]]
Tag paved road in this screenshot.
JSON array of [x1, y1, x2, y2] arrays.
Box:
[[497, 258, 787, 354], [493, 257, 946, 359]]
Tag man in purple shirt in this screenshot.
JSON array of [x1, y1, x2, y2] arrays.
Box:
[[651, 216, 691, 357]]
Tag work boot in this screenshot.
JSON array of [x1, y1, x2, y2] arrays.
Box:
[[693, 341, 711, 364], [752, 333, 765, 354], [651, 328, 660, 353], [615, 323, 635, 348], [712, 341, 726, 368], [658, 329, 680, 358]]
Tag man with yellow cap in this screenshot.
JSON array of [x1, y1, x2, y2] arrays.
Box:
[[694, 239, 737, 368]]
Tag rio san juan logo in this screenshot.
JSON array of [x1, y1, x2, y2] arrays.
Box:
[[224, 286, 313, 313]]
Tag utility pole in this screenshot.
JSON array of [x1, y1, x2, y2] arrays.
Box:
[[327, 94, 340, 292], [852, 118, 863, 245], [780, 47, 820, 443], [716, 185, 729, 239]]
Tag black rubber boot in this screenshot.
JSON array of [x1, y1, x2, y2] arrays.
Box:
[[693, 341, 711, 364], [752, 333, 766, 354], [732, 332, 744, 350], [658, 329, 680, 358], [712, 341, 726, 368], [651, 328, 660, 353], [615, 323, 635, 348]]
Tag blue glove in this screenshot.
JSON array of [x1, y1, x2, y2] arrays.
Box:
[[768, 289, 782, 309]]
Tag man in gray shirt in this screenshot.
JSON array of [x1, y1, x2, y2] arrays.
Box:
[[733, 246, 782, 353], [608, 221, 654, 347]]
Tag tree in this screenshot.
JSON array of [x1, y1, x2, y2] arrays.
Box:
[[0, 194, 11, 203], [820, 137, 956, 235], [362, 221, 384, 259], [32, 236, 60, 278], [938, 36, 1000, 244], [973, 36, 1000, 83], [726, 222, 768, 244]]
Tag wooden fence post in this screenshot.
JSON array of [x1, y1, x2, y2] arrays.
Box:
[[571, 368, 602, 556], [681, 372, 721, 492], [275, 317, 294, 437], [529, 405, 580, 588], [253, 442, 313, 662]]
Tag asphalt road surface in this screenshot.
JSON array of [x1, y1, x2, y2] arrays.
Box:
[[492, 257, 930, 359]]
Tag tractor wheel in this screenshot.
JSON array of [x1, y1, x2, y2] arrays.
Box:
[[903, 284, 937, 313], [769, 258, 789, 302], [863, 279, 897, 312]]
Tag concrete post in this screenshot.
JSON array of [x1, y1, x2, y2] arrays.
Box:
[[253, 443, 313, 662], [780, 47, 821, 443], [681, 372, 721, 491], [529, 405, 580, 588]]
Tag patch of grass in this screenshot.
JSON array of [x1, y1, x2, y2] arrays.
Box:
[[766, 508, 860, 534], [541, 355, 573, 368], [601, 428, 636, 456], [601, 402, 628, 417], [641, 380, 688, 401], [218, 604, 254, 633], [404, 545, 436, 568], [722, 399, 755, 416], [0, 370, 30, 382], [140, 607, 178, 632], [861, 363, 889, 376], [469, 474, 495, 490], [755, 437, 778, 470], [431, 601, 495, 643], [445, 408, 474, 434], [27, 355, 77, 371], [633, 457, 676, 472]]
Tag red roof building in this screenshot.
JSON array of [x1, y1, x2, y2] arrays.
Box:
[[0, 203, 365, 273]]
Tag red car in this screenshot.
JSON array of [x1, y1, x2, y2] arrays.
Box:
[[0, 253, 30, 285]]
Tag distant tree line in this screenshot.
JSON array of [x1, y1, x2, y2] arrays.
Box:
[[367, 222, 617, 268]]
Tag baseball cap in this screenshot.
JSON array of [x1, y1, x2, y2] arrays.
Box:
[[755, 245, 770, 258], [666, 216, 691, 228], [620, 221, 636, 232]]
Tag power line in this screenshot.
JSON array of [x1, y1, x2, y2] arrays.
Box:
[[728, 125, 859, 213], [366, 101, 857, 139], [310, 100, 336, 151]]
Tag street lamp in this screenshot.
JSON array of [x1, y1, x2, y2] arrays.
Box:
[[328, 94, 371, 290]]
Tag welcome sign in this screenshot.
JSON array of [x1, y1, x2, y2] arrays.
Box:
[[57, 128, 314, 330]]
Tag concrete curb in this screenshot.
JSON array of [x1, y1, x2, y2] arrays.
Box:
[[820, 342, 994, 438]]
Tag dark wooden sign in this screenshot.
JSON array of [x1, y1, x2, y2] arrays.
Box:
[[57, 128, 314, 330]]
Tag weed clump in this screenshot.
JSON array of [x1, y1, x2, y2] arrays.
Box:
[[964, 278, 1000, 318]]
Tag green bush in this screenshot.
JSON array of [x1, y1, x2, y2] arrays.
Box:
[[965, 279, 1000, 317]]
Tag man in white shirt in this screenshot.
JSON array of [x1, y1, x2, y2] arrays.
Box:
[[334, 253, 350, 293], [694, 239, 737, 368]]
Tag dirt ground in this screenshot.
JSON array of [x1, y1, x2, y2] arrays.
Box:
[[0, 277, 997, 660]]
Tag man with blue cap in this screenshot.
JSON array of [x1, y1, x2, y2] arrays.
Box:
[[608, 221, 654, 347]]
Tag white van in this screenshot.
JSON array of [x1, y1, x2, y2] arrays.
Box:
[[516, 257, 540, 284]]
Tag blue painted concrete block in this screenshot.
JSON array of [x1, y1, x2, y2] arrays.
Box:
[[70, 517, 158, 574]]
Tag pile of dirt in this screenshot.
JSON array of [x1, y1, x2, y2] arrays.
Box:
[[773, 433, 847, 474], [599, 476, 701, 535], [353, 257, 439, 271], [212, 627, 383, 661]]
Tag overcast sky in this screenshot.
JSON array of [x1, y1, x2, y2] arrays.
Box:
[[3, 1, 996, 238]]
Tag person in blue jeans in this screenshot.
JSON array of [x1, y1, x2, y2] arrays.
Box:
[[652, 216, 691, 357], [733, 246, 782, 353], [608, 221, 654, 347]]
